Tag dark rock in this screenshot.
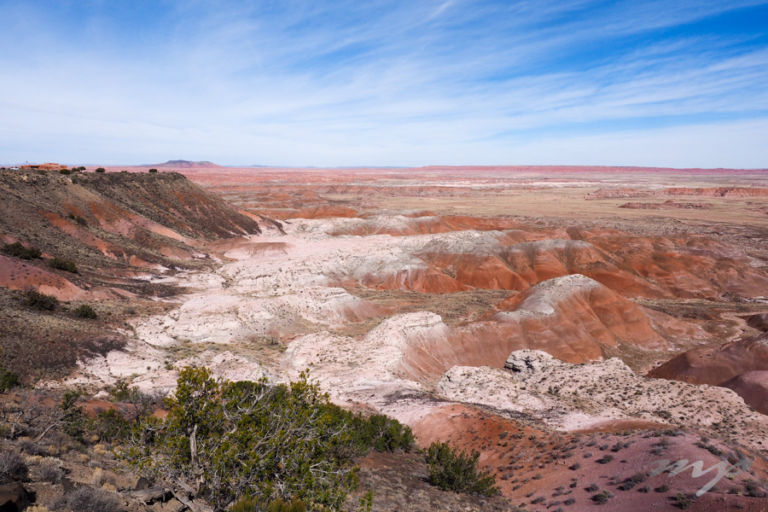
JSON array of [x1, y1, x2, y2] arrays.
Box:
[[0, 481, 34, 512]]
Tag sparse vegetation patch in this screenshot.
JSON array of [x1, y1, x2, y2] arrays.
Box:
[[425, 441, 500, 496], [2, 241, 41, 260], [0, 365, 20, 392], [67, 213, 87, 226], [74, 304, 98, 319], [23, 288, 59, 311], [49, 256, 78, 273], [53, 486, 123, 512]]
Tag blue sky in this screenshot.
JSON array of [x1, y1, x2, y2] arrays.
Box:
[[1, 0, 767, 167]]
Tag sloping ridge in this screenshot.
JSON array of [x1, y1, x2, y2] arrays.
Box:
[[81, 171, 259, 239], [494, 273, 667, 349], [649, 334, 768, 416], [423, 238, 662, 296], [649, 333, 768, 386], [329, 218, 767, 300], [397, 274, 671, 381], [723, 371, 768, 415], [0, 169, 261, 293]]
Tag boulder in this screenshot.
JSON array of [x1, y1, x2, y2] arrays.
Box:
[[503, 349, 557, 374]]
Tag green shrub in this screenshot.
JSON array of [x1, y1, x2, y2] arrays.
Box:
[[672, 492, 693, 509], [74, 304, 97, 319], [348, 413, 414, 453], [24, 288, 58, 311], [744, 479, 765, 497], [93, 409, 131, 442], [0, 366, 20, 392], [67, 213, 87, 226], [60, 389, 86, 439], [2, 242, 41, 260], [592, 490, 613, 504], [108, 379, 139, 401], [49, 257, 78, 273], [121, 368, 413, 510], [95, 167, 105, 173], [424, 442, 499, 496], [148, 168, 158, 173], [59, 168, 71, 175]]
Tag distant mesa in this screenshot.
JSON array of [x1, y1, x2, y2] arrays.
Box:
[[153, 160, 221, 168]]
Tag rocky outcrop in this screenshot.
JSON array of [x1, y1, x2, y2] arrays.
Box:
[[436, 349, 768, 447], [80, 171, 260, 239], [0, 481, 33, 511], [503, 349, 558, 373]]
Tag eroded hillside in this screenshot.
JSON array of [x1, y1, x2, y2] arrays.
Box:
[[3, 165, 768, 511], [0, 169, 261, 382]]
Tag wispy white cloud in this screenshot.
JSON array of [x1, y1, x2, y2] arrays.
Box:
[[0, 0, 766, 166]]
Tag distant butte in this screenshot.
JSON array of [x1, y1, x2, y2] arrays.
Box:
[[153, 159, 221, 168]]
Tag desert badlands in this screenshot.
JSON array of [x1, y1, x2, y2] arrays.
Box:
[[2, 163, 768, 511]]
